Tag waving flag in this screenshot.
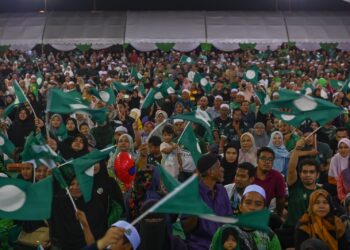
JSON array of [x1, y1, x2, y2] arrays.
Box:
[[0, 176, 53, 220], [260, 89, 343, 127], [46, 88, 107, 124]]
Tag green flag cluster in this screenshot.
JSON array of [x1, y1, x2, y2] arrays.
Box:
[[260, 89, 343, 127], [0, 176, 53, 220], [21, 132, 63, 168], [113, 82, 135, 92], [46, 88, 107, 124], [5, 80, 28, 117], [141, 80, 176, 109]]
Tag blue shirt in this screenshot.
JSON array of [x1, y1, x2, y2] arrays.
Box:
[[183, 180, 232, 250]]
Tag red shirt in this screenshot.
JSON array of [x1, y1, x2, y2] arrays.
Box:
[[253, 169, 286, 206]]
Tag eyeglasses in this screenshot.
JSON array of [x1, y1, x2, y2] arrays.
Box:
[[259, 156, 274, 162]]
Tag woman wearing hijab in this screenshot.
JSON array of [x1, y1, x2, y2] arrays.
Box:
[[155, 110, 168, 125], [49, 114, 68, 142], [61, 133, 89, 160], [221, 143, 240, 185], [92, 161, 125, 226], [137, 199, 187, 250], [238, 132, 257, 166], [107, 134, 135, 192], [65, 117, 79, 139], [252, 122, 269, 149], [295, 189, 346, 250], [8, 107, 35, 151], [328, 138, 350, 198], [267, 131, 290, 176]]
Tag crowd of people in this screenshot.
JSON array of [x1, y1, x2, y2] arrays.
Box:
[[1, 44, 350, 250]]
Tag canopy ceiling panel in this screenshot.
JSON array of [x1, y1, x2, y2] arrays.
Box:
[[285, 11, 350, 43], [43, 11, 126, 45], [206, 11, 288, 44], [125, 11, 206, 43], [0, 12, 46, 49]]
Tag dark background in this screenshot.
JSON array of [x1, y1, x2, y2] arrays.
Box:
[[0, 0, 350, 12]]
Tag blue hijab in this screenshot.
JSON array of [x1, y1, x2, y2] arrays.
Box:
[[267, 131, 290, 175]]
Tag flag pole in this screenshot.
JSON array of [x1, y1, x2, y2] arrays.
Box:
[[65, 187, 84, 230], [305, 126, 322, 140], [130, 174, 198, 226], [14, 80, 38, 119]]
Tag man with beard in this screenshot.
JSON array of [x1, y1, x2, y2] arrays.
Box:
[[224, 162, 255, 214], [181, 153, 232, 250]]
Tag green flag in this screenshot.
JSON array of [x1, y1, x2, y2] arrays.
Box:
[[255, 90, 270, 105], [151, 175, 214, 215], [341, 78, 350, 93], [99, 87, 116, 105], [243, 65, 259, 84], [46, 88, 107, 124], [0, 132, 15, 158], [21, 132, 63, 168], [193, 73, 212, 93], [4, 80, 28, 117], [179, 55, 195, 64], [131, 68, 144, 81], [141, 82, 175, 110], [0, 176, 53, 220], [260, 89, 343, 127], [36, 72, 44, 86], [158, 165, 180, 192], [147, 174, 270, 229], [72, 147, 115, 202], [172, 110, 214, 142], [330, 79, 344, 90], [177, 123, 202, 165], [112, 82, 135, 92], [301, 83, 314, 95]]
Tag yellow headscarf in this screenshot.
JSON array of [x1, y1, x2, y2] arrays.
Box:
[[299, 189, 345, 250]]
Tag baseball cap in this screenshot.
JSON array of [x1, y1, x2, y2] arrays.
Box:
[[112, 220, 140, 250]]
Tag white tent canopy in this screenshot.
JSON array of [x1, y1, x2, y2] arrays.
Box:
[[0, 12, 46, 51], [206, 11, 288, 51], [125, 11, 206, 51], [1, 11, 350, 51], [42, 11, 126, 50], [285, 11, 350, 50]]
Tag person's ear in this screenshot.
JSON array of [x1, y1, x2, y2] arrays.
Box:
[[249, 176, 254, 184]]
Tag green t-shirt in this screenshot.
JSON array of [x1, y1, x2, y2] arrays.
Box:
[[285, 180, 320, 228], [243, 228, 282, 250]]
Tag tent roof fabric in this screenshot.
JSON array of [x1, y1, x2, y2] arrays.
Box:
[[285, 11, 350, 43], [0, 12, 46, 49], [206, 11, 288, 44], [125, 11, 206, 43], [43, 11, 126, 45], [1, 11, 350, 50]]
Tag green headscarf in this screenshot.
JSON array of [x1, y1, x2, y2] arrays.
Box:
[[210, 225, 241, 250]]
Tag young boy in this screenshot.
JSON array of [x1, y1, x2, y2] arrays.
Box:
[[160, 125, 182, 178]]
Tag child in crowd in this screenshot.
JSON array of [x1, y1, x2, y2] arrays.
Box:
[[160, 125, 182, 178]]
